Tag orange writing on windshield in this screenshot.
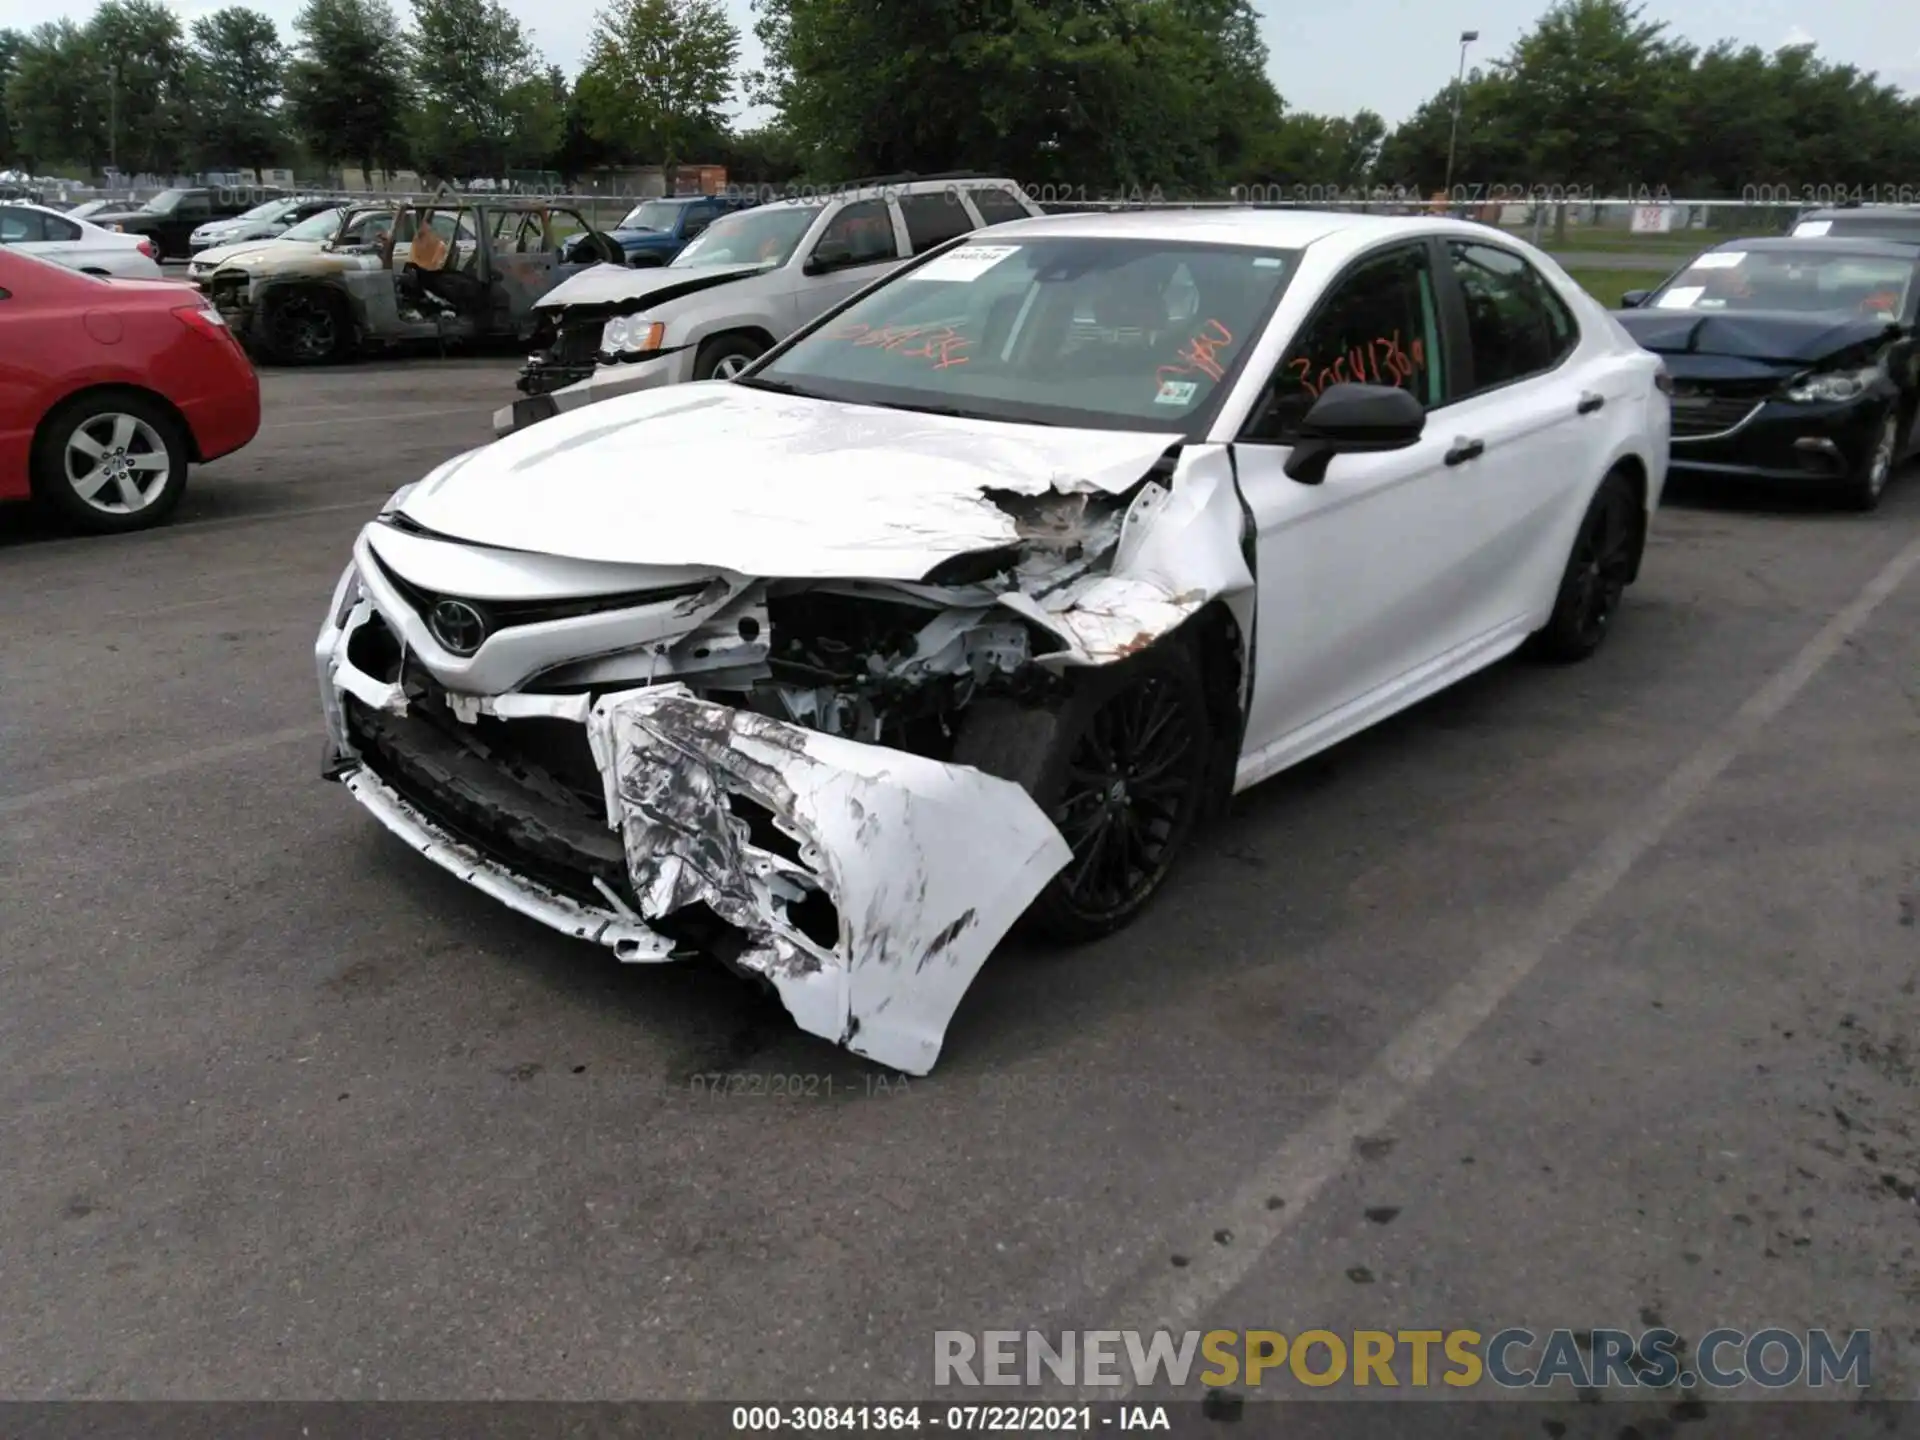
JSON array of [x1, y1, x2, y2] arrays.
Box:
[[1288, 329, 1426, 398], [1156, 319, 1234, 387], [832, 321, 971, 369]]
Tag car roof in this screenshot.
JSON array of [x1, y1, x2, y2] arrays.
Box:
[[1706, 234, 1920, 259], [1798, 205, 1920, 219], [947, 207, 1513, 254]]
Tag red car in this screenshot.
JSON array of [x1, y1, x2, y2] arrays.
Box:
[[0, 244, 260, 533]]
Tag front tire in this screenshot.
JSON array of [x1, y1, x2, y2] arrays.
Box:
[[259, 286, 351, 365], [693, 333, 766, 381], [954, 641, 1213, 943], [1529, 470, 1642, 663], [1840, 406, 1901, 512], [31, 392, 189, 534]]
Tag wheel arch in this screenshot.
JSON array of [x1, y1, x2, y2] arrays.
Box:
[[1605, 451, 1651, 583], [697, 324, 779, 355], [1179, 600, 1249, 819], [31, 382, 201, 469]]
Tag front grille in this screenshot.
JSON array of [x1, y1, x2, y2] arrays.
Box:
[[517, 314, 607, 395], [368, 548, 712, 633], [345, 677, 628, 910], [1669, 381, 1774, 439]]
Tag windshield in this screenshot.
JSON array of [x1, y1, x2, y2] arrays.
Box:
[[671, 204, 823, 268], [69, 200, 110, 219], [1652, 248, 1915, 317], [232, 199, 287, 222], [140, 188, 190, 215], [283, 207, 345, 241], [328, 209, 405, 248], [617, 200, 686, 232], [749, 236, 1300, 434]]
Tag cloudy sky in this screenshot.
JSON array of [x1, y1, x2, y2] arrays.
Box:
[[2, 0, 1916, 128]]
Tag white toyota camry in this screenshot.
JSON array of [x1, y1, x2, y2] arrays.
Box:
[[317, 210, 1670, 1073]]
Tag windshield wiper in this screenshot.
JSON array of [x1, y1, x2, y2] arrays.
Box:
[[862, 398, 1056, 426]]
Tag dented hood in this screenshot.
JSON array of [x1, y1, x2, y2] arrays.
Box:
[[1613, 309, 1901, 364], [397, 383, 1183, 581], [533, 259, 769, 311]]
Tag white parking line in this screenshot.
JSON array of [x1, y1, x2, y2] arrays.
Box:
[[1059, 525, 1920, 1397], [0, 725, 319, 819]]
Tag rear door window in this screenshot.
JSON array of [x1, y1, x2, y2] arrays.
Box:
[[1445, 242, 1577, 393], [898, 190, 976, 252], [966, 186, 1030, 226]]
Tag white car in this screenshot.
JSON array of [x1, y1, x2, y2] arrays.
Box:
[[185, 205, 349, 285], [318, 210, 1669, 1074], [189, 195, 340, 253], [0, 201, 162, 278]]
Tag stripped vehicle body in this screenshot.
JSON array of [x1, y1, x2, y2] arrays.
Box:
[[204, 197, 621, 364], [319, 211, 1669, 1072]]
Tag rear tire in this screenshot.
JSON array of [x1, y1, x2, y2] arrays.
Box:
[[693, 333, 767, 381], [1840, 406, 1901, 512], [31, 391, 189, 534], [953, 641, 1213, 943], [1528, 470, 1642, 663]]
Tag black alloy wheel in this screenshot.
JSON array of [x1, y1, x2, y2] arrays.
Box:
[[1531, 473, 1641, 663]]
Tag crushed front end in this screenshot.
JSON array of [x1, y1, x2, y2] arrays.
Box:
[[317, 443, 1252, 1072]]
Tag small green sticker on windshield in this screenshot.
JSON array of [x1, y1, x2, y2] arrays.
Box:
[[1156, 379, 1198, 405]]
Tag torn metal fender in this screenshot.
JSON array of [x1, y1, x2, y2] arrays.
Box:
[[998, 443, 1255, 665], [586, 686, 1072, 1074]]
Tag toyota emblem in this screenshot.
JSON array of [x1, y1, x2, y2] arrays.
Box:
[[428, 598, 489, 656]]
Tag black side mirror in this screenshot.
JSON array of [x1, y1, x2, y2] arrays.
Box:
[[805, 240, 853, 275], [1283, 383, 1426, 485], [1618, 289, 1651, 309]]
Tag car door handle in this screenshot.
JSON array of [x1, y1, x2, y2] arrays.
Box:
[[1444, 438, 1485, 466], [1577, 392, 1606, 414]]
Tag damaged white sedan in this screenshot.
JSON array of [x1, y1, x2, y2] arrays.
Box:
[[317, 210, 1670, 1073]]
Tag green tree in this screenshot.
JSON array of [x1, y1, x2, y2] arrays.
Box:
[[1490, 0, 1693, 197], [578, 0, 738, 171], [186, 8, 286, 173], [285, 0, 413, 182], [751, 0, 1278, 192], [0, 29, 22, 170], [549, 70, 617, 179], [5, 21, 104, 173], [87, 0, 193, 175], [405, 0, 552, 178], [1375, 69, 1528, 194]]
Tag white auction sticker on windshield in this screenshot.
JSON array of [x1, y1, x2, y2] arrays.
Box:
[[914, 245, 1021, 282], [1155, 379, 1198, 405], [1689, 252, 1745, 269], [1655, 286, 1705, 309], [1793, 220, 1832, 236]]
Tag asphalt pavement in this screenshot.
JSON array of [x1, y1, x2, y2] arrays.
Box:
[[2, 360, 1917, 1406]]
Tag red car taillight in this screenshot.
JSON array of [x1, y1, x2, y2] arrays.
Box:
[[172, 301, 233, 344], [137, 238, 156, 260]]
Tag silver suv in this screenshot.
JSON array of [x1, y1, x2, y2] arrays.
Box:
[[494, 173, 1042, 436]]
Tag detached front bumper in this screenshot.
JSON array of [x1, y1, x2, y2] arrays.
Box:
[[494, 351, 693, 438], [316, 591, 1071, 1074]]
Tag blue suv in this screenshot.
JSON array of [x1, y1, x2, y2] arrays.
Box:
[[608, 195, 757, 267]]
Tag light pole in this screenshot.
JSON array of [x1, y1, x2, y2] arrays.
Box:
[[105, 62, 118, 178], [1442, 30, 1477, 202]]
